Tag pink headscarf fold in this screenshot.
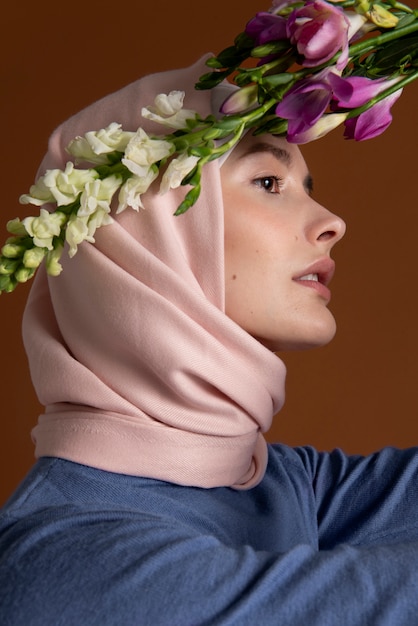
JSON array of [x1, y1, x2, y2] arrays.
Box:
[[22, 56, 286, 489]]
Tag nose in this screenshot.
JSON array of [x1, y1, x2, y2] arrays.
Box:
[[314, 204, 346, 247]]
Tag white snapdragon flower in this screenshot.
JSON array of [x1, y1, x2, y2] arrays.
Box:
[[67, 123, 136, 165], [160, 154, 200, 194], [117, 168, 159, 213], [22, 209, 67, 250], [122, 128, 173, 176], [66, 215, 94, 258], [142, 91, 198, 129], [19, 177, 56, 207], [20, 162, 99, 207], [66, 208, 114, 258], [78, 175, 122, 217], [86, 207, 114, 238]]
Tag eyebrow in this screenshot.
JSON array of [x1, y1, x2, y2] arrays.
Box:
[[239, 141, 314, 194]]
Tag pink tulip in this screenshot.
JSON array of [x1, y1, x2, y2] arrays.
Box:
[[286, 0, 350, 68]]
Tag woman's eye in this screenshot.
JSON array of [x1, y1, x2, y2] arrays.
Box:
[[254, 176, 283, 194]]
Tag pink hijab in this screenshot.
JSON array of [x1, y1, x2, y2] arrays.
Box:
[[22, 56, 286, 489]]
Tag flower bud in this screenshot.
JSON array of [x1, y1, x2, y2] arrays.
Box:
[[6, 218, 28, 237], [354, 0, 372, 16], [15, 266, 36, 283], [1, 242, 26, 259], [220, 85, 259, 115], [46, 244, 64, 276], [0, 274, 16, 293], [23, 247, 47, 269], [0, 258, 20, 275]]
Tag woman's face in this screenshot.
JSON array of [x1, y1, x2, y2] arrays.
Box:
[[221, 132, 346, 353]]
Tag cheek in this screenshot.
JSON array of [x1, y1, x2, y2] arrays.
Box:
[[224, 230, 285, 330], [224, 226, 266, 285]]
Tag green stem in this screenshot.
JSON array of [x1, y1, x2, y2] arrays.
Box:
[[388, 1, 415, 13], [348, 19, 418, 59], [210, 104, 274, 160], [168, 95, 278, 160]]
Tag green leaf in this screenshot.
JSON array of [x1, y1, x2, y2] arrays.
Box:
[[395, 13, 418, 29], [367, 34, 418, 73]]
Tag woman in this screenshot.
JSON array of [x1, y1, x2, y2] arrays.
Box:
[[2, 2, 418, 623]]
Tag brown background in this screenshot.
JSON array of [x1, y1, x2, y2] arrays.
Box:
[[1, 1, 417, 504]]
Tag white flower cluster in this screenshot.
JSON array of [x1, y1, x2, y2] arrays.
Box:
[[18, 91, 200, 255], [0, 92, 201, 291]]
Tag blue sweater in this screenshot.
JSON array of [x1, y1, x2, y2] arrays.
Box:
[[1, 444, 418, 624]]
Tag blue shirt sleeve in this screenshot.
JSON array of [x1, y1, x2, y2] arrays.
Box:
[[293, 445, 418, 548], [2, 452, 418, 625]]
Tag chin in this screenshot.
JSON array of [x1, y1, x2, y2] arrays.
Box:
[[260, 316, 337, 353]]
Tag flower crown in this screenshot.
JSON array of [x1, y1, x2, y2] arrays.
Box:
[[1, 0, 417, 294]]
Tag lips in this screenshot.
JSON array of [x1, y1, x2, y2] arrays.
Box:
[[293, 258, 335, 300], [294, 257, 335, 286]]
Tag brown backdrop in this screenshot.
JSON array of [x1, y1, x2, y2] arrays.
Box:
[[1, 1, 417, 504]]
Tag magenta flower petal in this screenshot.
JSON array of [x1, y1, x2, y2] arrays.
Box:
[[343, 90, 403, 140], [276, 88, 331, 124], [275, 72, 333, 125], [329, 74, 401, 108]]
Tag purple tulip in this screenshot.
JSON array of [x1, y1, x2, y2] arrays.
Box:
[[328, 74, 403, 140], [286, 0, 350, 68], [245, 12, 287, 45], [275, 69, 334, 140]]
